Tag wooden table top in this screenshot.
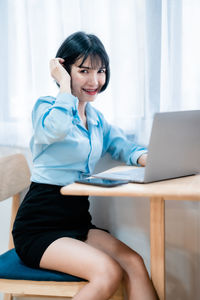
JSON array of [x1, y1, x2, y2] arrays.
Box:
[[61, 166, 200, 201]]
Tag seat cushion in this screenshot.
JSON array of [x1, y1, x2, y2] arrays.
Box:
[[0, 249, 85, 282]]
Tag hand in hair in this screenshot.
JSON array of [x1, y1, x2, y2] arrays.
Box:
[[49, 58, 71, 94]]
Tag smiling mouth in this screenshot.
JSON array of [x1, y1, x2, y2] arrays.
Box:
[[82, 88, 98, 95]]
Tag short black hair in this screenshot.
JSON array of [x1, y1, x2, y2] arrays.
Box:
[[55, 31, 110, 92]]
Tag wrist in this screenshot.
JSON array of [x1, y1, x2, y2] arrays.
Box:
[[59, 79, 71, 94]]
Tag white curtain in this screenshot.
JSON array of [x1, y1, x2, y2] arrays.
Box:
[[0, 0, 200, 147]]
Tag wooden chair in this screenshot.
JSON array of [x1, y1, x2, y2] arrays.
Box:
[[0, 154, 124, 300]]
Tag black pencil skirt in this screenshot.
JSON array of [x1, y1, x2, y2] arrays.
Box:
[[12, 182, 106, 268]]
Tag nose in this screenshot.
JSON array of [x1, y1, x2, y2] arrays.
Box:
[[88, 73, 98, 86]]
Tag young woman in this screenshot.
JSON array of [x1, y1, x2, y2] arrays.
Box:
[[12, 31, 158, 300]]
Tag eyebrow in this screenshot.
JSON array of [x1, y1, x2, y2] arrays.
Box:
[[78, 65, 106, 70], [78, 66, 91, 69]]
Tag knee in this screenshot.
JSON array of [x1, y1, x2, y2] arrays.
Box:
[[92, 256, 123, 296], [97, 256, 123, 285], [127, 252, 148, 277]]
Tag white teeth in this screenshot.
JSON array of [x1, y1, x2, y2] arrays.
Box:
[[83, 89, 97, 91]]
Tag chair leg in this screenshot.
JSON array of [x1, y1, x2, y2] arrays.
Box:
[[3, 294, 13, 300]]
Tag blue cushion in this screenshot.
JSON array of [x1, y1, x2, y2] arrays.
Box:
[[0, 249, 85, 282]]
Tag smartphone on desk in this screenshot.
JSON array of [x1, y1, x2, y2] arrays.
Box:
[[75, 177, 130, 187]]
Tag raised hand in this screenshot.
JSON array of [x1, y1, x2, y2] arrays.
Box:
[[49, 58, 71, 93]]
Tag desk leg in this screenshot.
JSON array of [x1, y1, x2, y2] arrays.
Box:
[[150, 197, 165, 300]]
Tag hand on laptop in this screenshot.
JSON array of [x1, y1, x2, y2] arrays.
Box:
[[137, 153, 148, 167]]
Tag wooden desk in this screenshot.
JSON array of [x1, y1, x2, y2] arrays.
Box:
[[61, 166, 200, 300]]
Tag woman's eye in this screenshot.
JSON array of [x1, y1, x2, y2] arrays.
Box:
[[98, 69, 106, 73], [80, 69, 88, 73]]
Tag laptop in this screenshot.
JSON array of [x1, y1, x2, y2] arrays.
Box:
[[93, 110, 200, 183]]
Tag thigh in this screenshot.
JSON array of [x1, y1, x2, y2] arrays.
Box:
[[39, 236, 121, 281], [85, 229, 141, 268]]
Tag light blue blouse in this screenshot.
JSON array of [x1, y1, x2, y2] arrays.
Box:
[[30, 93, 147, 186]]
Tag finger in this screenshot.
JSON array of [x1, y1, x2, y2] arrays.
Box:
[[49, 58, 64, 65], [49, 59, 61, 71], [49, 58, 57, 66], [49, 59, 54, 70], [49, 59, 60, 74], [56, 57, 65, 63]]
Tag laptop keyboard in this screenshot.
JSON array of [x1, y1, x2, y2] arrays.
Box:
[[94, 167, 145, 183], [114, 167, 145, 182]]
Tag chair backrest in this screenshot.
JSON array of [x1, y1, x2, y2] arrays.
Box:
[[0, 154, 31, 249], [0, 154, 31, 202]]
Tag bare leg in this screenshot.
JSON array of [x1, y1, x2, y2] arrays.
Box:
[[85, 229, 159, 300], [39, 237, 123, 300]]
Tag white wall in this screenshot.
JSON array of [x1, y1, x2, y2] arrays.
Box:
[[1, 148, 200, 300]]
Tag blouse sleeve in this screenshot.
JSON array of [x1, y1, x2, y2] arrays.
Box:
[[32, 93, 79, 144], [99, 112, 148, 166]]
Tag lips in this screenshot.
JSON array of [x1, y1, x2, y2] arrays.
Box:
[[82, 88, 98, 95]]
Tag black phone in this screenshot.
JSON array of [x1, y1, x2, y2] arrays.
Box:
[[75, 177, 129, 187]]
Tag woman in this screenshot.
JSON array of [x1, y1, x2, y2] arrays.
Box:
[[12, 31, 158, 300]]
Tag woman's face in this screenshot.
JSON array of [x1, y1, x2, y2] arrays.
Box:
[[70, 56, 106, 103]]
